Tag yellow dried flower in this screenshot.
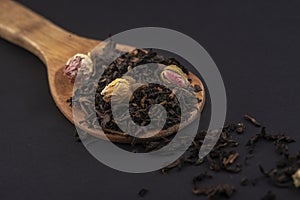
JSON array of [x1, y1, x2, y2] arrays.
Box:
[[101, 78, 132, 103], [292, 169, 300, 188]]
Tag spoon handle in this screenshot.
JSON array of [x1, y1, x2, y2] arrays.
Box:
[[0, 0, 97, 65]]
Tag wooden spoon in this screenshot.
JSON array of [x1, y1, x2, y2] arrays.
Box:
[[0, 0, 205, 143]]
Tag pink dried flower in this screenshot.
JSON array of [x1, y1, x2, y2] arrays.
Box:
[[63, 53, 93, 82], [160, 65, 189, 87]]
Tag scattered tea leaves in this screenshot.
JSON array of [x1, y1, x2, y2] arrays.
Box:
[[246, 127, 295, 156], [259, 151, 300, 188]]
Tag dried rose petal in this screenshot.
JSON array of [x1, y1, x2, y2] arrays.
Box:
[[160, 65, 188, 87], [63, 53, 93, 82]]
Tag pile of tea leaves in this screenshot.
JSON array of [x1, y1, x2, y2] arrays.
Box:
[[94, 48, 199, 137], [73, 114, 300, 199], [70, 40, 202, 138]]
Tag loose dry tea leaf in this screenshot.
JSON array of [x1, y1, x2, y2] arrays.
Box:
[[223, 152, 239, 167], [240, 177, 249, 186], [261, 191, 276, 200], [244, 114, 261, 127], [192, 184, 236, 199], [251, 178, 260, 186], [66, 97, 72, 107], [73, 131, 81, 143], [161, 159, 183, 174], [193, 172, 213, 185], [236, 123, 246, 134], [192, 171, 235, 199], [194, 84, 202, 92], [138, 188, 148, 197]]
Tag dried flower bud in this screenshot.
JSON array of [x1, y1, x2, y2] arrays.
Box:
[[63, 53, 93, 82], [292, 169, 300, 188], [101, 78, 132, 103], [160, 65, 189, 87]]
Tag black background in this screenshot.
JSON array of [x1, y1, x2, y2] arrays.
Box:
[[1, 0, 300, 199]]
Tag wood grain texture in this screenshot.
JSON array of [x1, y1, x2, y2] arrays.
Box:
[[0, 0, 206, 143]]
